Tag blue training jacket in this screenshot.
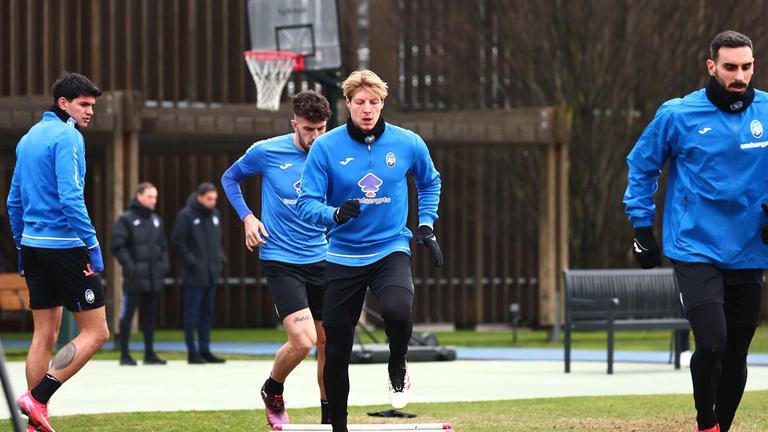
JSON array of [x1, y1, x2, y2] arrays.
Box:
[[7, 111, 98, 249], [623, 88, 768, 269], [221, 133, 328, 264], [297, 122, 441, 267]]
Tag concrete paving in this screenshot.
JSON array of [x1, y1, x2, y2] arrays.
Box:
[[0, 359, 766, 419]]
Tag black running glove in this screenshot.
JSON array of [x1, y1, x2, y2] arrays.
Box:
[[415, 225, 444, 267], [761, 203, 768, 245], [632, 226, 660, 269], [333, 199, 361, 224]]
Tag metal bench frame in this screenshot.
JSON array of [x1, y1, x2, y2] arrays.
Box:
[[563, 268, 690, 374]]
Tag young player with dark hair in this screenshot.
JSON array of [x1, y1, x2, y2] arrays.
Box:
[[222, 90, 333, 426], [8, 72, 110, 432]]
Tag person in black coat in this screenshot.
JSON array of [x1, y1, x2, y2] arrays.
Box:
[[171, 182, 227, 364], [111, 182, 170, 366]]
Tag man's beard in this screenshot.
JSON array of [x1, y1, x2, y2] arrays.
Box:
[[714, 70, 748, 93], [297, 133, 311, 152]]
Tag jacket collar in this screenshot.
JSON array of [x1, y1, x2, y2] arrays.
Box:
[[346, 116, 385, 145], [705, 76, 755, 113], [49, 104, 79, 129], [127, 198, 153, 219]]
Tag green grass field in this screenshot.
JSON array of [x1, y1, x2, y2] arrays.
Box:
[[1, 325, 767, 361], [1, 391, 765, 431]]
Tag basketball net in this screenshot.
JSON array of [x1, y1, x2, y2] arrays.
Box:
[[243, 50, 304, 111]]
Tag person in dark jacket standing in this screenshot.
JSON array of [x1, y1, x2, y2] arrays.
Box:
[[111, 182, 169, 366], [171, 182, 227, 364]]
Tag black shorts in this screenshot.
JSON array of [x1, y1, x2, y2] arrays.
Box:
[[22, 246, 105, 312], [672, 260, 764, 326], [262, 260, 325, 320], [323, 252, 414, 326]]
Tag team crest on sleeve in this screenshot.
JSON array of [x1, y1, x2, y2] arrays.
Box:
[[750, 120, 763, 139], [385, 152, 396, 167]]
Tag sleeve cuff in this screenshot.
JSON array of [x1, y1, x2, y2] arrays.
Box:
[[323, 207, 337, 226], [631, 219, 654, 229], [418, 217, 436, 228]]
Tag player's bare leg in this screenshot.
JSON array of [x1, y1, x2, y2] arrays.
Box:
[[25, 308, 62, 388], [261, 308, 318, 426]]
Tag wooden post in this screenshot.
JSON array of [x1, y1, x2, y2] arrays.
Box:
[[556, 108, 572, 330], [103, 91, 142, 333], [538, 141, 557, 327], [368, 0, 400, 110], [104, 92, 125, 333]]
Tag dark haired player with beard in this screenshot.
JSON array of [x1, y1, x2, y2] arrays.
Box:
[[221, 90, 332, 426], [624, 31, 767, 432]]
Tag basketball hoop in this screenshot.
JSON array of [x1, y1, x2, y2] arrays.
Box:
[[243, 50, 304, 111]]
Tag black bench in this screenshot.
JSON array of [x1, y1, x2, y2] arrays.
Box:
[[563, 268, 689, 374]]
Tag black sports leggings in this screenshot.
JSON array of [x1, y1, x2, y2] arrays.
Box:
[[687, 290, 761, 431], [324, 285, 413, 432]]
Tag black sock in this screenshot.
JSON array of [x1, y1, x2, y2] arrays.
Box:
[[321, 399, 330, 419], [264, 375, 284, 395], [30, 374, 61, 405]]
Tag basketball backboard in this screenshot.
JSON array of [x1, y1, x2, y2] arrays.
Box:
[[247, 0, 342, 71]]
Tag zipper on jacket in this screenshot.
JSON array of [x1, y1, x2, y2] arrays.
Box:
[[726, 114, 741, 259], [367, 144, 372, 168]]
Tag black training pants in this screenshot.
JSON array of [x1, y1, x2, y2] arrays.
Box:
[[673, 261, 763, 431], [322, 252, 414, 432]]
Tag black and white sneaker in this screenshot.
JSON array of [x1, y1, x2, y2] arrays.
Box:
[[388, 361, 412, 409]]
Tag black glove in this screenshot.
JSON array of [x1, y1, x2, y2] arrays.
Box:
[[415, 225, 444, 267], [333, 199, 361, 224], [761, 203, 768, 245], [632, 226, 660, 269]]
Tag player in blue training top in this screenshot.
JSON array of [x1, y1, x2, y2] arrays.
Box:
[[221, 90, 332, 426], [297, 70, 443, 432], [624, 31, 768, 432], [7, 72, 110, 432]]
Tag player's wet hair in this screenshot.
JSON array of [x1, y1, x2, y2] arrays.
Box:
[[52, 72, 102, 104], [342, 70, 388, 101], [293, 90, 331, 122], [710, 31, 753, 61]]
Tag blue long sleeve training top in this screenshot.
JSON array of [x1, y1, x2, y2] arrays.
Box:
[[7, 111, 98, 249], [624, 88, 768, 269], [297, 123, 441, 266], [221, 133, 328, 264]]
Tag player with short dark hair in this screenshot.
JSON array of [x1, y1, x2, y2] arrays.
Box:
[[624, 30, 766, 432], [7, 72, 110, 432], [221, 90, 333, 426], [297, 70, 443, 432]]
